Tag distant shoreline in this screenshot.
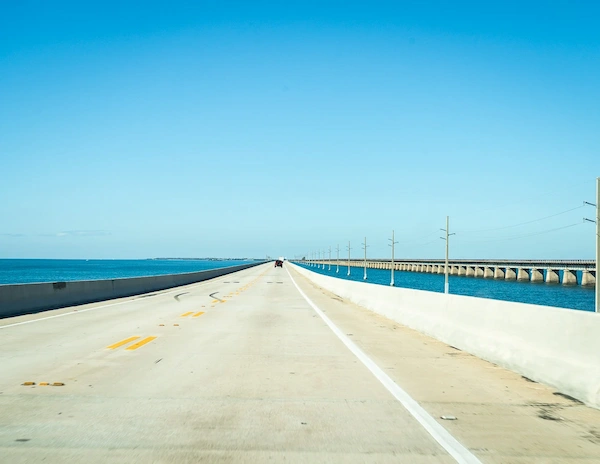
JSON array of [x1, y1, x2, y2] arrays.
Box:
[[149, 258, 262, 261]]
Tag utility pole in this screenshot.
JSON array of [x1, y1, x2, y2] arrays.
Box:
[[389, 230, 398, 286], [584, 177, 599, 313], [328, 246, 331, 271], [440, 216, 455, 294], [336, 244, 340, 273], [347, 241, 351, 276], [362, 236, 368, 280]]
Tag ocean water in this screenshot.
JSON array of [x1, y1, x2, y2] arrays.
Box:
[[0, 259, 257, 285], [297, 262, 595, 312]]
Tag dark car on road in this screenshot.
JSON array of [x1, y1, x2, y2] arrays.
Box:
[[275, 260, 283, 267]]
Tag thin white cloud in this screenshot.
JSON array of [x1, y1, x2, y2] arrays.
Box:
[[58, 230, 112, 237], [36, 230, 112, 238]]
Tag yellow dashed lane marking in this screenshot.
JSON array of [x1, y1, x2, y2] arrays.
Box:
[[192, 311, 205, 318], [125, 336, 157, 351], [181, 311, 193, 317], [107, 336, 140, 350]]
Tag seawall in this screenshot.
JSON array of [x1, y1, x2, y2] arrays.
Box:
[[290, 263, 600, 409], [0, 262, 264, 319]]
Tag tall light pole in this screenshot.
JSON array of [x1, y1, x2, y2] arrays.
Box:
[[389, 230, 398, 286], [328, 247, 332, 271], [597, 177, 599, 313], [440, 216, 455, 294], [362, 236, 368, 280], [336, 244, 340, 273], [347, 241, 352, 276], [586, 177, 600, 313]]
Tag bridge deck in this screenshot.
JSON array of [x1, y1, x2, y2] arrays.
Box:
[[1, 263, 599, 463]]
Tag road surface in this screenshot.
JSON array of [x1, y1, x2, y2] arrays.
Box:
[[1, 263, 599, 463]]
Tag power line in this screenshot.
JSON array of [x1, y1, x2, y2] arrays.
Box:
[[417, 238, 442, 246], [455, 204, 585, 234], [454, 221, 584, 244], [399, 230, 440, 246]]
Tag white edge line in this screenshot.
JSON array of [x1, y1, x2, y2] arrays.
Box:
[[286, 266, 482, 464]]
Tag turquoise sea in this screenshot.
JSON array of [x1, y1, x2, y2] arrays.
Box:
[[0, 259, 257, 285], [0, 259, 594, 312], [297, 262, 596, 312]]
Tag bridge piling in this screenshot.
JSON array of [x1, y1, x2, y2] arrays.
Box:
[[505, 268, 517, 280], [563, 270, 578, 285], [582, 270, 596, 286], [530, 268, 544, 283], [545, 269, 560, 283], [517, 268, 529, 281]]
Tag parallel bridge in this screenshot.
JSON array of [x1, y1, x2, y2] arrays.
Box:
[[307, 259, 597, 286]]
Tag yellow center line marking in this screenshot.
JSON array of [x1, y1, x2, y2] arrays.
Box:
[[192, 311, 205, 317], [125, 336, 157, 351], [107, 336, 140, 350], [181, 311, 194, 317]]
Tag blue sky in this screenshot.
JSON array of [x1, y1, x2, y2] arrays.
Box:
[[1, 1, 599, 259]]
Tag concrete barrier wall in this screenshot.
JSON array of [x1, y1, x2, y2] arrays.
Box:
[[290, 263, 600, 409], [0, 262, 264, 319]]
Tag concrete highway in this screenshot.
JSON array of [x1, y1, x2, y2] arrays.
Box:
[[1, 263, 600, 463]]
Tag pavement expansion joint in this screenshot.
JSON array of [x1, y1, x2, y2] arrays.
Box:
[[22, 381, 64, 387]]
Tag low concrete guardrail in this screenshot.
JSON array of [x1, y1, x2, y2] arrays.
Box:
[[0, 262, 264, 319]]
